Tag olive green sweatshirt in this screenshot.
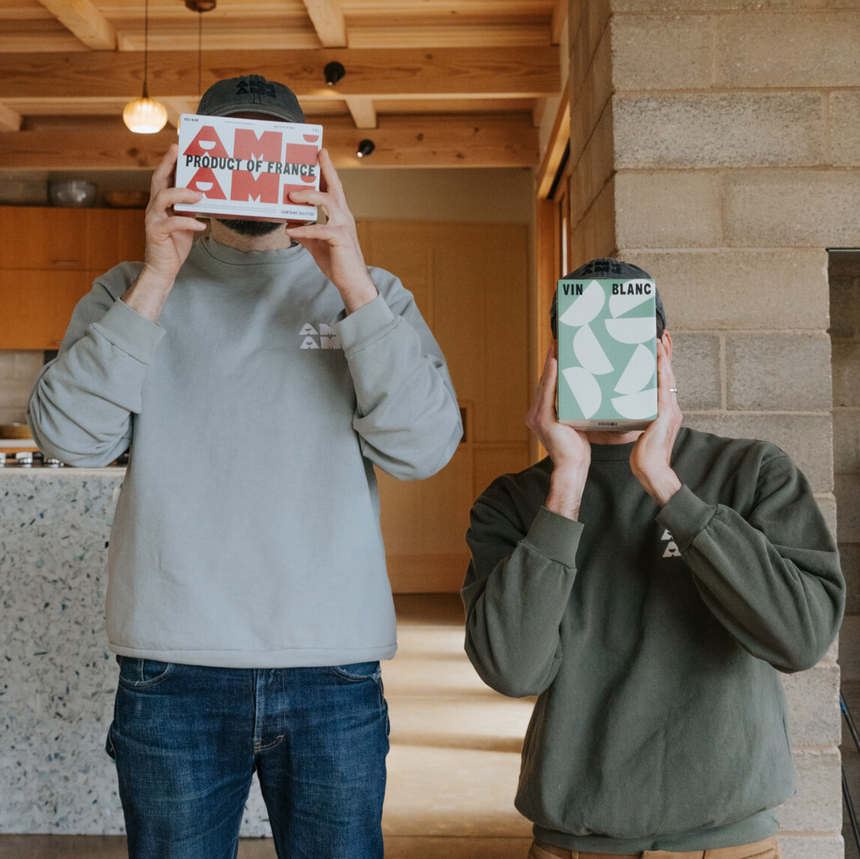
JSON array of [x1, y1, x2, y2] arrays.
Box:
[[462, 428, 843, 853]]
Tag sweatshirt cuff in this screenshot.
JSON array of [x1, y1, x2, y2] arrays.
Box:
[[333, 293, 397, 356], [522, 506, 583, 569], [91, 298, 165, 364], [656, 485, 717, 553]]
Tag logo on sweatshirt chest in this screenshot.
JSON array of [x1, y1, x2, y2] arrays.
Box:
[[660, 528, 681, 559], [299, 322, 342, 350]]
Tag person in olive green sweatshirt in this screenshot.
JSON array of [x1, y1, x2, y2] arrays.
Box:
[[462, 258, 844, 859]]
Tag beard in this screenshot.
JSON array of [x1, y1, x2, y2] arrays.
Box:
[[215, 218, 284, 237]]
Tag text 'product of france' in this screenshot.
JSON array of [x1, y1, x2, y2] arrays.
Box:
[[174, 113, 322, 223]]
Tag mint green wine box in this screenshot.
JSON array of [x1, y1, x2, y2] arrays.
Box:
[[556, 276, 658, 430]]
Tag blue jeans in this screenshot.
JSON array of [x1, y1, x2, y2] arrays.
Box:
[[106, 657, 389, 859]]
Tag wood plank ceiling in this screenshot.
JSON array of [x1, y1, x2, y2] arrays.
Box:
[[0, 0, 565, 169]]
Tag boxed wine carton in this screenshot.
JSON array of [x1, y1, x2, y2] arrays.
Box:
[[174, 113, 322, 222], [556, 276, 658, 430]]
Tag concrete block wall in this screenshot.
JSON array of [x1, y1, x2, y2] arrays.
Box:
[[564, 0, 860, 855]]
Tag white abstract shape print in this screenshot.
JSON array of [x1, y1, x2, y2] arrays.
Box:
[[562, 367, 602, 419], [559, 281, 605, 328], [573, 325, 613, 376], [611, 389, 658, 419], [605, 317, 655, 344], [614, 344, 656, 394]]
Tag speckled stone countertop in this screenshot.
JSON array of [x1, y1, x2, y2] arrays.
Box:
[[0, 471, 272, 835]]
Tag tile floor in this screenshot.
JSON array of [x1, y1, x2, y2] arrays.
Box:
[[0, 594, 535, 858]]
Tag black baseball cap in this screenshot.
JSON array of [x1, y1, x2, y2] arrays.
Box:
[[550, 258, 666, 339], [197, 74, 305, 123]]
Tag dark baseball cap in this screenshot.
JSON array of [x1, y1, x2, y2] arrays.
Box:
[[550, 257, 666, 339], [197, 74, 305, 123]]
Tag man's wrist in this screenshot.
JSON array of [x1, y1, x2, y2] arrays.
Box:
[[121, 268, 176, 323], [137, 264, 177, 293], [650, 471, 683, 507], [546, 466, 588, 521], [339, 273, 379, 315]]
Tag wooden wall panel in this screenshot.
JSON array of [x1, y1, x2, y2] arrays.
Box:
[[383, 553, 473, 595], [476, 236, 530, 443], [376, 446, 474, 557], [357, 219, 531, 593], [430, 238, 484, 409], [357, 222, 435, 329], [472, 442, 532, 500]]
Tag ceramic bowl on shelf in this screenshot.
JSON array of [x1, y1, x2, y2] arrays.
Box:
[[49, 180, 98, 208]]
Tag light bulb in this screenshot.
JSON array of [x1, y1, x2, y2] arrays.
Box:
[[123, 97, 169, 134]]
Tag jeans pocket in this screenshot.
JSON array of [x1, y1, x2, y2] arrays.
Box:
[[116, 656, 175, 689], [104, 723, 117, 761], [328, 661, 381, 682]]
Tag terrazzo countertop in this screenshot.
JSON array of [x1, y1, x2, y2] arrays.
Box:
[[0, 470, 272, 835]]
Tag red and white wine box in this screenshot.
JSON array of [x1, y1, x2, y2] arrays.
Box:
[[174, 113, 322, 222]]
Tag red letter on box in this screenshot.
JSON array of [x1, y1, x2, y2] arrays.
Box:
[[183, 126, 230, 158], [233, 129, 283, 163], [230, 170, 279, 204], [185, 167, 226, 199], [284, 143, 318, 166]]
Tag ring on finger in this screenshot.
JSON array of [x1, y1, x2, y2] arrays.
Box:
[[669, 387, 679, 393]]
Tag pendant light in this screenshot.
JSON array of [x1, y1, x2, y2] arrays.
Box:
[[185, 0, 216, 98], [123, 0, 168, 134]]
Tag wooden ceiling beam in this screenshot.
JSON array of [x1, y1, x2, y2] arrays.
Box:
[[345, 97, 377, 129], [160, 97, 197, 130], [0, 117, 539, 170], [0, 103, 23, 133], [34, 0, 117, 51], [536, 83, 569, 199], [347, 22, 551, 49], [302, 0, 347, 47], [0, 48, 560, 101], [354, 115, 538, 167], [551, 0, 567, 45]]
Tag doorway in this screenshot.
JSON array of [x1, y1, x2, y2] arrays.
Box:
[[830, 248, 860, 859]]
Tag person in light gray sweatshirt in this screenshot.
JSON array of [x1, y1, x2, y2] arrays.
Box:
[[462, 258, 843, 859], [27, 75, 462, 859]]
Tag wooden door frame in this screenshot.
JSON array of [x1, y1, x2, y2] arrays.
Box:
[[532, 85, 570, 461]]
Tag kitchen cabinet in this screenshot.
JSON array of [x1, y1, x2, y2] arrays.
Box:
[[85, 209, 148, 273], [0, 206, 146, 350], [0, 207, 88, 271], [0, 269, 95, 350]]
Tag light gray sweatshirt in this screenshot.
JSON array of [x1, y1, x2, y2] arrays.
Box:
[[28, 237, 462, 668]]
